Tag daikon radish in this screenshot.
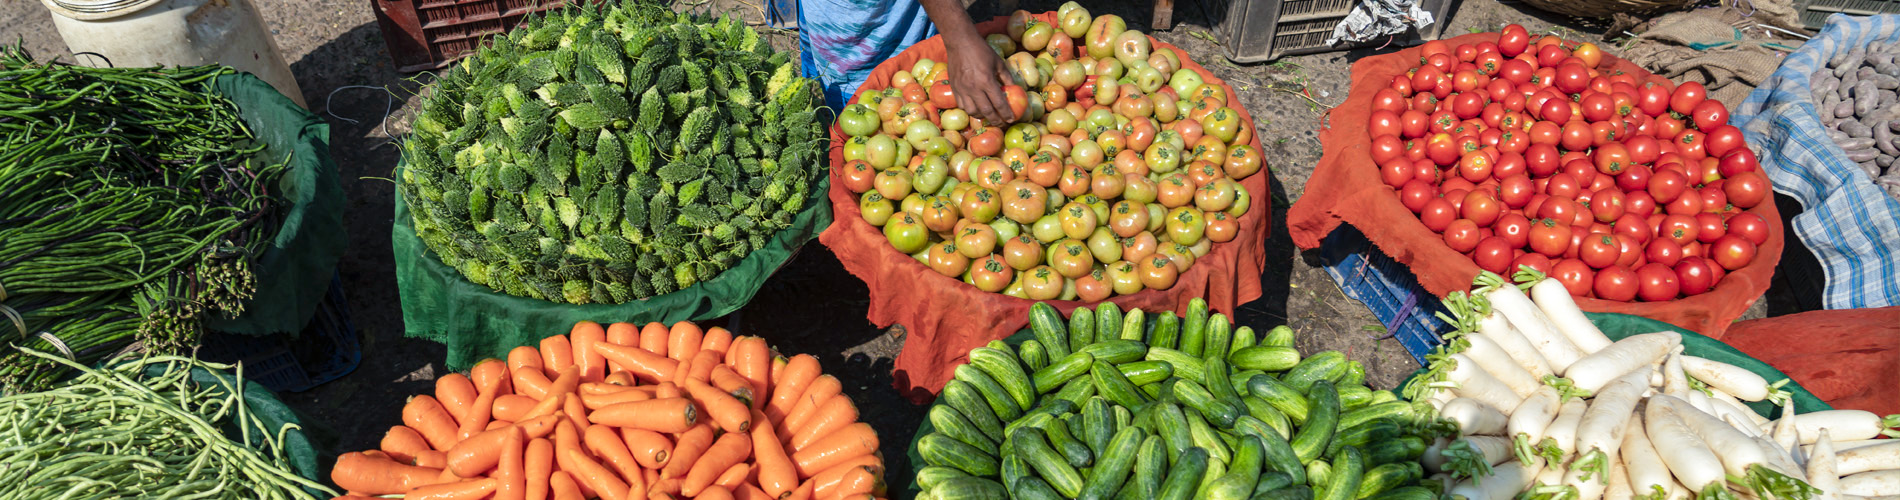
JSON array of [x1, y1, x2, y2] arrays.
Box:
[[1752, 432, 1808, 482], [1511, 387, 1564, 464], [1573, 371, 1652, 485], [1772, 411, 1900, 445], [1814, 430, 1841, 500], [1477, 272, 1583, 373], [1776, 403, 1802, 465], [1806, 440, 1900, 456], [1843, 471, 1900, 496], [1837, 440, 1900, 476], [1681, 356, 1771, 402], [1565, 460, 1612, 500], [1445, 353, 1526, 413], [1654, 395, 1816, 499], [1713, 388, 1772, 427], [1538, 399, 1589, 465], [1444, 397, 1510, 436], [1563, 333, 1678, 395], [1442, 435, 1516, 480], [1709, 399, 1766, 438], [1520, 271, 1614, 353], [1643, 397, 1726, 492], [1663, 352, 1689, 396], [1476, 305, 1558, 379], [1462, 333, 1543, 398], [1606, 454, 1634, 500], [1426, 437, 1454, 474], [1624, 413, 1675, 500], [1449, 457, 1545, 500]]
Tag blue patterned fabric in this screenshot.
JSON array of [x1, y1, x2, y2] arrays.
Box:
[[797, 0, 937, 109], [1734, 13, 1900, 309]]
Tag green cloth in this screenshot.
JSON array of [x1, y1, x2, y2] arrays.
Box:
[[391, 162, 833, 370], [200, 72, 348, 337]]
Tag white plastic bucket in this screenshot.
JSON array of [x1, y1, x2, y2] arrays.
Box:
[[41, 0, 307, 107]]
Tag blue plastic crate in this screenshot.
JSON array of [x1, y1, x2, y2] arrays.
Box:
[[1317, 225, 1451, 365], [197, 274, 360, 392]]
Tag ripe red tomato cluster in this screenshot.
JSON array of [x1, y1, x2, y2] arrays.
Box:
[[1372, 25, 1775, 302]]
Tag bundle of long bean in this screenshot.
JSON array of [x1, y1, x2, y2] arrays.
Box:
[[0, 347, 335, 499], [0, 47, 287, 392]]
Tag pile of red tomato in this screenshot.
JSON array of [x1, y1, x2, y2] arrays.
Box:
[[1371, 25, 1775, 302]]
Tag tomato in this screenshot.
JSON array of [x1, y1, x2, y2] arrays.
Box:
[[1525, 143, 1561, 176], [1593, 265, 1639, 302], [1400, 179, 1438, 213], [1530, 218, 1573, 257], [1709, 234, 1756, 270], [1647, 169, 1688, 204], [1205, 211, 1239, 243], [1539, 195, 1583, 224], [1371, 89, 1408, 114], [883, 211, 930, 254], [1443, 219, 1482, 253], [1723, 171, 1770, 209], [1664, 189, 1704, 215], [1514, 252, 1554, 275], [840, 103, 882, 137], [1635, 263, 1680, 302], [1552, 259, 1596, 297], [1670, 256, 1712, 296], [1580, 93, 1615, 122], [1615, 163, 1652, 193], [1460, 191, 1503, 227], [1626, 190, 1658, 216], [1103, 260, 1142, 295], [1420, 198, 1458, 232], [1684, 213, 1727, 246], [1675, 129, 1708, 161], [1669, 81, 1707, 116], [1391, 75, 1415, 96], [919, 196, 961, 233], [961, 254, 1012, 292], [1687, 99, 1728, 132], [927, 240, 972, 277], [1074, 268, 1112, 302], [1726, 212, 1770, 246], [1164, 207, 1206, 245], [1558, 120, 1592, 152], [840, 159, 880, 194], [1545, 172, 1581, 199], [1575, 232, 1618, 269], [1136, 254, 1179, 290], [1001, 234, 1044, 271], [1572, 42, 1604, 69], [1554, 63, 1591, 94], [1224, 145, 1263, 179], [1470, 236, 1513, 274], [1049, 201, 1094, 241], [1021, 266, 1065, 300], [1456, 152, 1492, 183], [1645, 237, 1684, 268], [1659, 214, 1699, 246], [1049, 239, 1095, 279], [1536, 44, 1569, 68], [1612, 234, 1642, 268], [1611, 213, 1652, 245], [1718, 149, 1760, 179], [1695, 125, 1743, 161], [1636, 82, 1671, 117]]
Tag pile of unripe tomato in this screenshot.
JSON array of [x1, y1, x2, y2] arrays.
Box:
[[1374, 24, 1776, 302], [837, 3, 1264, 302]]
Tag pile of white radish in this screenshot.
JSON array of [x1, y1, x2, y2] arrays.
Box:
[[1407, 269, 1900, 500]]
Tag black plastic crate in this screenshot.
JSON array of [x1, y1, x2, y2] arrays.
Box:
[[1214, 0, 1455, 63], [196, 274, 360, 393], [1797, 0, 1900, 30]]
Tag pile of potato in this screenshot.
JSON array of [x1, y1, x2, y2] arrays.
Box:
[[1811, 42, 1900, 200]]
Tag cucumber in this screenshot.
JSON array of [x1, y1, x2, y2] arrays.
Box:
[[1180, 297, 1209, 357], [1094, 302, 1122, 343], [1070, 305, 1096, 354], [915, 465, 970, 492], [1171, 378, 1241, 428], [1198, 454, 1228, 496], [1140, 382, 1164, 400], [954, 364, 1024, 421], [1144, 347, 1207, 384], [1233, 415, 1305, 485], [1028, 302, 1071, 360], [1053, 374, 1097, 406], [1326, 420, 1401, 459], [1091, 360, 1149, 409], [1262, 325, 1297, 348], [1307, 460, 1331, 489], [1205, 434, 1267, 500], [1081, 397, 1115, 458], [1078, 426, 1146, 500], [1012, 477, 1065, 500], [968, 346, 1037, 410], [1242, 396, 1292, 438], [1001, 453, 1032, 490], [1367, 486, 1435, 500], [1231, 370, 1264, 396], [1230, 346, 1303, 371], [1353, 462, 1420, 499], [1321, 447, 1365, 500], [1184, 407, 1232, 464], [1043, 414, 1094, 468], [1337, 385, 1374, 411], [1367, 390, 1398, 406], [929, 404, 998, 454], [1126, 435, 1168, 499], [1282, 351, 1346, 393], [1290, 380, 1341, 463], [1118, 360, 1174, 386], [919, 432, 1001, 476], [1205, 357, 1245, 407], [1336, 360, 1366, 387], [1252, 471, 1294, 497], [1155, 447, 1210, 500], [932, 476, 1008, 500], [1252, 485, 1314, 500], [1118, 307, 1145, 341], [1078, 340, 1148, 364], [1012, 427, 1086, 498], [1337, 401, 1422, 431], [1229, 325, 1257, 356], [1153, 402, 1193, 462], [1361, 436, 1426, 466], [1020, 339, 1050, 372], [1246, 374, 1312, 424], [941, 380, 1006, 443], [1113, 405, 1131, 429], [1204, 313, 1233, 361], [1006, 399, 1077, 439], [1033, 351, 1095, 393], [1150, 312, 1180, 349]]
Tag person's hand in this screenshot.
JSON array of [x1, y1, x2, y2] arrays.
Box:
[[943, 32, 1017, 126]]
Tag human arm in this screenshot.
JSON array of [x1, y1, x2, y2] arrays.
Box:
[[918, 0, 1017, 124]]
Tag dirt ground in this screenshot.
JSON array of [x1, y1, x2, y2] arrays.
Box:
[[2, 0, 1775, 484]]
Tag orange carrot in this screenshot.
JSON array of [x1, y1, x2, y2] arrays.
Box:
[[733, 484, 773, 500], [560, 447, 631, 500], [750, 410, 798, 498], [513, 367, 554, 401], [789, 395, 858, 450], [731, 337, 771, 412], [406, 478, 497, 500], [332, 452, 442, 494], [707, 365, 755, 404], [435, 373, 477, 425], [459, 360, 509, 438], [403, 395, 461, 451], [618, 428, 672, 470], [654, 381, 682, 399], [603, 371, 636, 386], [548, 471, 583, 500], [700, 326, 733, 357], [381, 426, 431, 464], [667, 322, 703, 363], [508, 346, 544, 372], [680, 431, 751, 497], [580, 388, 653, 410], [638, 323, 669, 358], [660, 424, 716, 479], [525, 438, 553, 500], [540, 335, 575, 377], [593, 342, 680, 383], [782, 479, 814, 500], [587, 397, 697, 433], [552, 418, 597, 498], [493, 395, 538, 422], [769, 356, 788, 386], [697, 486, 736, 500], [522, 392, 566, 421], [790, 423, 878, 477], [809, 455, 882, 497], [580, 382, 636, 395], [683, 348, 722, 384], [446, 426, 520, 477], [684, 378, 751, 434], [583, 425, 644, 490], [828, 466, 882, 498], [472, 358, 512, 396], [545, 365, 582, 400], [486, 420, 511, 431], [495, 426, 526, 500], [779, 376, 841, 437], [415, 450, 448, 469], [516, 415, 561, 439], [571, 321, 608, 383], [361, 449, 393, 461], [563, 393, 590, 435], [433, 465, 464, 484], [649, 477, 682, 496], [766, 355, 822, 425], [711, 461, 753, 490], [645, 492, 673, 500], [606, 322, 640, 347]]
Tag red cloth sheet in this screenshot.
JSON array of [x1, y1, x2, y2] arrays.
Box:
[[1720, 307, 1900, 416]]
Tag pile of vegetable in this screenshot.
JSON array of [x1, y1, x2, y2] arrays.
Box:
[[1371, 25, 1774, 302], [1809, 41, 1900, 200], [330, 320, 884, 499], [0, 48, 289, 392], [399, 0, 822, 305], [0, 348, 333, 499], [1408, 268, 1900, 500], [837, 3, 1263, 301], [915, 299, 1445, 500]]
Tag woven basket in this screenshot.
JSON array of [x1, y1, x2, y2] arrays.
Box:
[[1519, 0, 1697, 19]]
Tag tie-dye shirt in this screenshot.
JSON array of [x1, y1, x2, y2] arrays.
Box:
[[797, 0, 938, 109]]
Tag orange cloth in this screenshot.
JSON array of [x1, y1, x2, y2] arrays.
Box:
[[1720, 307, 1900, 416], [820, 12, 1271, 401], [1286, 32, 1784, 338]]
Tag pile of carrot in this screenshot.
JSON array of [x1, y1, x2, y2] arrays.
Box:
[[329, 320, 887, 500]]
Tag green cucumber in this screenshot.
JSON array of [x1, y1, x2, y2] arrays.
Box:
[[1012, 427, 1086, 498], [1078, 340, 1148, 364], [1114, 405, 1132, 428], [1262, 325, 1296, 348], [1184, 407, 1232, 464], [1242, 396, 1292, 439], [1198, 454, 1228, 497], [1205, 357, 1245, 407], [1033, 351, 1095, 393], [932, 476, 1007, 500], [919, 432, 1001, 476], [1078, 426, 1146, 500], [1337, 401, 1423, 431], [1020, 339, 1050, 372], [1252, 485, 1314, 500], [1290, 380, 1341, 463], [1155, 447, 1210, 500], [1204, 313, 1232, 361], [1153, 402, 1194, 462], [1361, 436, 1427, 466], [954, 365, 1024, 421], [1326, 420, 1400, 459], [1053, 374, 1097, 406], [928, 404, 998, 454], [1171, 378, 1241, 428], [1307, 460, 1331, 489], [1094, 302, 1122, 342], [1081, 397, 1115, 458], [1043, 414, 1094, 468], [1282, 351, 1346, 393], [1320, 447, 1365, 500], [1353, 462, 1421, 499], [1367, 390, 1398, 406], [968, 346, 1037, 410], [1367, 486, 1435, 500], [1180, 298, 1209, 357], [1337, 385, 1374, 411], [1231, 370, 1265, 397], [1119, 307, 1145, 341], [1240, 415, 1304, 486], [1091, 360, 1149, 409], [1230, 346, 1303, 372], [941, 380, 1006, 443], [1029, 302, 1071, 360], [1126, 435, 1168, 499], [1012, 477, 1065, 500], [1205, 434, 1267, 500], [1118, 360, 1174, 386], [1006, 399, 1077, 439], [1252, 471, 1294, 497], [1001, 453, 1032, 490], [1337, 360, 1366, 387], [1246, 374, 1312, 424], [915, 466, 970, 492], [1144, 347, 1207, 384], [1070, 305, 1096, 354], [1151, 312, 1180, 349]]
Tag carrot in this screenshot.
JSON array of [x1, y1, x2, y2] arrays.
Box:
[[460, 360, 509, 438], [683, 348, 723, 384], [381, 426, 432, 464], [708, 365, 755, 404], [406, 478, 497, 500], [649, 477, 682, 496], [731, 337, 770, 412], [513, 367, 554, 401], [594, 342, 681, 383], [517, 414, 561, 439], [779, 376, 841, 437], [404, 395, 462, 451], [552, 418, 599, 498], [789, 395, 858, 451], [618, 428, 672, 469], [415, 450, 448, 469], [685, 378, 751, 434], [525, 438, 553, 500], [581, 388, 654, 410], [563, 393, 590, 435], [545, 365, 582, 400], [645, 492, 673, 500], [433, 465, 464, 484], [581, 382, 636, 395], [571, 321, 608, 383], [733, 484, 773, 500], [750, 410, 798, 498], [667, 322, 703, 363], [766, 355, 822, 425], [540, 335, 576, 377], [548, 471, 583, 500], [809, 455, 882, 497], [508, 346, 544, 372], [790, 423, 878, 478], [493, 395, 538, 422], [607, 322, 640, 347], [560, 447, 631, 500], [769, 355, 788, 385], [522, 392, 566, 421], [435, 374, 478, 425], [697, 486, 736, 500], [829, 466, 882, 498], [638, 322, 669, 357], [701, 326, 733, 357], [584, 425, 645, 491], [603, 371, 636, 387], [472, 358, 512, 396], [782, 479, 814, 500], [660, 424, 716, 479], [680, 431, 751, 497], [332, 451, 441, 494], [588, 397, 697, 433], [447, 426, 520, 477], [712, 461, 753, 490], [495, 426, 526, 500], [643, 467, 658, 490], [486, 420, 511, 431]]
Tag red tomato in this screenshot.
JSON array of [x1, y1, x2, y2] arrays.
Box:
[[1614, 234, 1643, 268], [1444, 219, 1482, 253], [1694, 212, 1726, 243], [1459, 191, 1500, 226], [1593, 265, 1639, 301], [1718, 148, 1760, 177], [1400, 179, 1437, 213], [1702, 125, 1744, 158], [1482, 102, 1508, 128], [1499, 24, 1531, 57], [1497, 174, 1534, 208], [1493, 151, 1527, 179], [1420, 198, 1458, 231], [1593, 143, 1630, 175], [1382, 158, 1414, 188], [1372, 89, 1408, 114], [1710, 234, 1756, 270], [1690, 99, 1729, 131], [1412, 66, 1445, 94], [1675, 129, 1707, 161], [1458, 152, 1494, 183], [1725, 171, 1770, 209], [1391, 75, 1414, 96], [1591, 188, 1626, 223], [1646, 237, 1684, 267], [1635, 263, 1680, 301], [1496, 213, 1533, 248], [1547, 259, 1592, 296], [1530, 218, 1573, 257], [1579, 93, 1615, 122], [1622, 136, 1660, 167], [1728, 212, 1771, 246], [1660, 214, 1699, 245], [1514, 252, 1555, 276], [1414, 158, 1441, 184], [840, 159, 877, 193], [1613, 213, 1653, 244], [1427, 137, 1462, 166], [1473, 236, 1515, 274], [1648, 169, 1689, 203], [1664, 189, 1704, 216], [1558, 121, 1592, 152], [1451, 92, 1484, 119], [1537, 44, 1570, 68], [1554, 64, 1591, 94], [1371, 135, 1404, 165], [1675, 256, 1716, 295], [1670, 81, 1707, 116], [1698, 185, 1728, 214], [1637, 82, 1673, 117], [1526, 144, 1561, 176], [1616, 163, 1652, 192], [1579, 232, 1621, 269], [1370, 111, 1403, 138]]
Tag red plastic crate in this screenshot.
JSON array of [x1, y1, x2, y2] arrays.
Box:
[[372, 0, 596, 72]]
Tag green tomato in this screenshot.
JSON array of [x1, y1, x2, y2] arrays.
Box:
[[1155, 129, 1186, 152], [1164, 207, 1206, 246], [1005, 123, 1042, 152], [937, 176, 962, 197], [905, 120, 941, 150], [1031, 214, 1065, 243], [991, 218, 1022, 241], [865, 134, 899, 169], [913, 156, 950, 195], [921, 136, 954, 159], [1146, 143, 1182, 173], [941, 109, 970, 132], [1135, 66, 1167, 94], [1087, 227, 1122, 264], [859, 191, 894, 226], [1227, 184, 1251, 218], [911, 58, 937, 81], [893, 138, 915, 168], [1094, 77, 1120, 106], [1169, 69, 1205, 98], [843, 135, 871, 162], [840, 103, 881, 137]]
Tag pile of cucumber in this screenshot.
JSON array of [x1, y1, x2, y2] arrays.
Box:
[[914, 299, 1451, 500]]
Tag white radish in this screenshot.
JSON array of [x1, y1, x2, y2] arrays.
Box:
[[1772, 410, 1900, 445], [1655, 395, 1812, 498], [1843, 471, 1900, 496], [1478, 309, 1557, 379], [1442, 435, 1517, 481], [1533, 459, 1569, 487], [1573, 371, 1653, 484], [1752, 433, 1808, 482], [1663, 351, 1689, 396], [1713, 401, 1766, 438], [1606, 454, 1634, 500], [1482, 280, 1584, 373], [1565, 461, 1612, 500], [1448, 457, 1545, 500], [1837, 440, 1900, 476], [1644, 397, 1727, 492], [1714, 388, 1773, 427], [1624, 413, 1676, 500], [1681, 356, 1771, 401], [1539, 398, 1590, 464], [1667, 479, 1694, 500], [1814, 430, 1841, 500], [1425, 436, 1453, 474], [1443, 397, 1510, 436], [1563, 332, 1679, 394], [1463, 333, 1543, 398], [1685, 388, 1717, 415], [1526, 276, 1615, 353], [1806, 440, 1900, 456], [1447, 353, 1526, 413], [1511, 386, 1564, 464], [1776, 402, 1802, 464]]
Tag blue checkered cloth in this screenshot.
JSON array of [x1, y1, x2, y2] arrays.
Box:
[[1733, 14, 1900, 309]]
